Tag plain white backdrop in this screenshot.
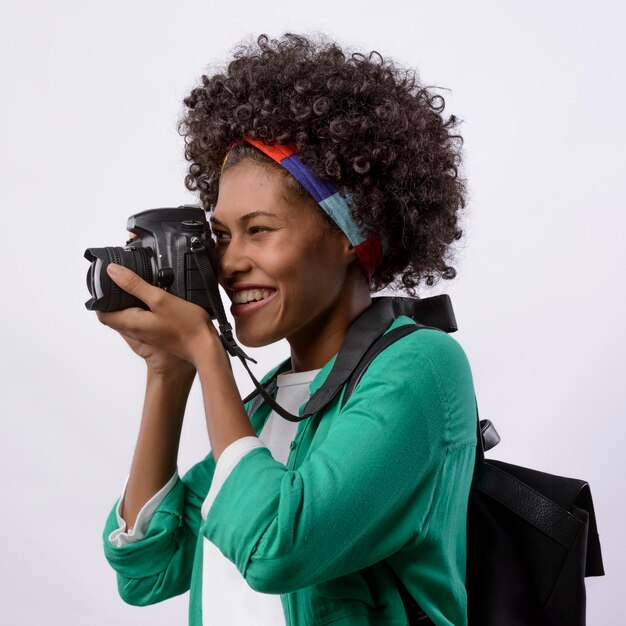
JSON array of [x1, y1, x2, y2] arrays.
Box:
[[1, 0, 623, 623]]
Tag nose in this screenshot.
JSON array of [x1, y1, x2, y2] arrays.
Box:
[[216, 236, 253, 283]]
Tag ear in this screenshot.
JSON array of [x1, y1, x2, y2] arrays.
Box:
[[343, 239, 359, 263]]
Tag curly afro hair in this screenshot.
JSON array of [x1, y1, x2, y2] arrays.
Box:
[[178, 33, 466, 294]]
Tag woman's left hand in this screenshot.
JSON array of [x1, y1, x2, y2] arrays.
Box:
[[96, 263, 218, 367]]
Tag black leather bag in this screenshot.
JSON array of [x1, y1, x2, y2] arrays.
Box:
[[244, 295, 605, 625], [466, 452, 605, 625], [339, 297, 605, 626]]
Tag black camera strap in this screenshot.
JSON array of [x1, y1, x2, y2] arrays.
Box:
[[189, 238, 251, 360], [190, 238, 305, 422], [190, 238, 459, 426]]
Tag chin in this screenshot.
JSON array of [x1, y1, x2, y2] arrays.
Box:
[[235, 328, 283, 349], [237, 337, 265, 349]]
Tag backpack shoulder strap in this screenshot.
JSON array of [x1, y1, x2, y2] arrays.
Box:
[[340, 322, 427, 409], [243, 295, 458, 421], [303, 295, 457, 417], [339, 321, 492, 474], [382, 294, 458, 333], [301, 297, 400, 416]]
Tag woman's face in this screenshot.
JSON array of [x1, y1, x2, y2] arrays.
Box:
[[211, 159, 354, 349]]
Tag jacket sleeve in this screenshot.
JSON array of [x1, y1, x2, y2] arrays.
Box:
[[101, 363, 284, 607], [102, 452, 216, 606], [108, 471, 179, 546], [200, 328, 475, 594]]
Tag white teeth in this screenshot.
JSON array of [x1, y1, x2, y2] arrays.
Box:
[[234, 289, 274, 304]]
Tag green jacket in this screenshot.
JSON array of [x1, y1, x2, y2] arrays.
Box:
[[103, 316, 477, 625]]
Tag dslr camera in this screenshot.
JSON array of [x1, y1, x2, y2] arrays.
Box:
[[84, 205, 220, 315]]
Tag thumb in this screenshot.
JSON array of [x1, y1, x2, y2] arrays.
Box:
[[107, 263, 157, 307]]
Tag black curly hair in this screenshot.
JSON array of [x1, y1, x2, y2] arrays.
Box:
[[178, 32, 466, 294]]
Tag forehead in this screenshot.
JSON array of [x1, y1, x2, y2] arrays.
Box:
[[211, 160, 319, 225]]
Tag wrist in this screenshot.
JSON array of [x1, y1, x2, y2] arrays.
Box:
[[146, 364, 196, 388], [188, 327, 227, 371]]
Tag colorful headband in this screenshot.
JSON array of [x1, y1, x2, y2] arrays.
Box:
[[222, 136, 386, 282]]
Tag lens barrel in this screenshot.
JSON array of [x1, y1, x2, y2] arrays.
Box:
[[84, 246, 154, 311]]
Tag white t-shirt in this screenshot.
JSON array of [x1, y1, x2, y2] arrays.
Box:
[[108, 367, 320, 625]]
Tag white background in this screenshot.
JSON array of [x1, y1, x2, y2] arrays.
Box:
[[1, 0, 623, 623]]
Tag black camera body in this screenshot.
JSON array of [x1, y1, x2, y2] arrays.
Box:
[[84, 205, 218, 315]]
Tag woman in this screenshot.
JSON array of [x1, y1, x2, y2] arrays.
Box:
[[99, 33, 477, 626]]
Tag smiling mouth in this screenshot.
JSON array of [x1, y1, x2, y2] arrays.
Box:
[[232, 288, 276, 305], [230, 289, 278, 317]]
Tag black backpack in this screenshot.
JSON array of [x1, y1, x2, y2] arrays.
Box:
[[243, 295, 605, 626]]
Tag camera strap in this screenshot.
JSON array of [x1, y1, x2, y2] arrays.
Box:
[[190, 238, 252, 360], [191, 238, 459, 426], [190, 238, 305, 422]]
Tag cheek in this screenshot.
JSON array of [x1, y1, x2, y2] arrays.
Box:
[[297, 239, 346, 298], [264, 229, 346, 300]]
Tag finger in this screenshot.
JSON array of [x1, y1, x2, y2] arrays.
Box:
[[96, 307, 148, 333], [106, 263, 163, 308]]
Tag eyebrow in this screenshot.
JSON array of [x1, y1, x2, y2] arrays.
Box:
[[209, 211, 278, 226]]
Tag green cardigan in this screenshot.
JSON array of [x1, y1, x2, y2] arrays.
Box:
[[103, 316, 477, 625]]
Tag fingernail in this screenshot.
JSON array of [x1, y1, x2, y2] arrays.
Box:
[[107, 263, 121, 276]]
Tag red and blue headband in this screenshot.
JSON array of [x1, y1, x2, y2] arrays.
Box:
[[223, 136, 386, 282]]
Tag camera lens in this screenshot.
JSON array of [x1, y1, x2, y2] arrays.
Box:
[[84, 246, 155, 311]]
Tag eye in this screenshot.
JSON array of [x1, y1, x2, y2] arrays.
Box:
[[211, 229, 229, 243], [249, 226, 271, 235]]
